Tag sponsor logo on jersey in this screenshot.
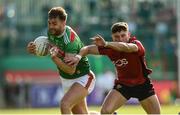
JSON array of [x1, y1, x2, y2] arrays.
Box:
[[113, 58, 128, 67]]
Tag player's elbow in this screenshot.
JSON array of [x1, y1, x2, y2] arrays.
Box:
[[123, 44, 138, 53]]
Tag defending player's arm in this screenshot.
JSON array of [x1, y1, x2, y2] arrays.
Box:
[[79, 45, 100, 56], [105, 42, 138, 53], [92, 34, 138, 53], [50, 47, 76, 75], [64, 45, 100, 66]]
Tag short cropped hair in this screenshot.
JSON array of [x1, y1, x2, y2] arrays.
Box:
[[111, 22, 129, 33], [48, 7, 67, 21]]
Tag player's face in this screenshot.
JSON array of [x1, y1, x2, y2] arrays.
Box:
[[48, 17, 65, 36], [112, 31, 130, 42]]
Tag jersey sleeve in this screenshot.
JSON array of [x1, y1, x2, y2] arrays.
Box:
[[98, 46, 113, 56], [133, 40, 145, 56]]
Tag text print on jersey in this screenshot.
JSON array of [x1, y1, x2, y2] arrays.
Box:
[[113, 58, 128, 67]]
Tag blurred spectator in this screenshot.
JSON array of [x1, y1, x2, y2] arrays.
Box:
[[4, 84, 19, 107], [152, 1, 164, 12], [41, 5, 51, 27], [64, 0, 72, 24], [137, 1, 152, 24], [155, 22, 168, 35], [88, 0, 97, 16], [128, 20, 137, 35], [99, 0, 114, 26], [0, 5, 5, 22]]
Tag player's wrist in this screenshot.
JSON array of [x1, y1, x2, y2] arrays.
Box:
[[75, 54, 82, 60], [104, 41, 108, 47]]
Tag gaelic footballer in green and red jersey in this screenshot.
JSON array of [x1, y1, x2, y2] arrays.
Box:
[[48, 26, 90, 79]]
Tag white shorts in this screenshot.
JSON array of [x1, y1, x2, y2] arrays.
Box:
[[60, 71, 96, 94]]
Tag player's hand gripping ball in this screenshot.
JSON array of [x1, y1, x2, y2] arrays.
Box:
[[34, 36, 50, 56]]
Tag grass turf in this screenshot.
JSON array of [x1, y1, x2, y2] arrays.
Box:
[[0, 104, 179, 114]]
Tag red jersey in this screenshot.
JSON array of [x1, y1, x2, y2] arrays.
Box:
[[98, 37, 152, 86]]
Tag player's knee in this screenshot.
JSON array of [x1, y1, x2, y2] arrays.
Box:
[[150, 107, 161, 114], [144, 104, 161, 114], [101, 107, 113, 114], [147, 109, 160, 114], [60, 99, 71, 110]]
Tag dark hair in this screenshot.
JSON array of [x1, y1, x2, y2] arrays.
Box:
[[48, 7, 67, 21], [111, 22, 128, 33]]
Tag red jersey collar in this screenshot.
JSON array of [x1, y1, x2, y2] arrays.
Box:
[[129, 36, 137, 43]]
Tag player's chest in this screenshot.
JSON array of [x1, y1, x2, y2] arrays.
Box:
[[49, 37, 66, 50], [110, 53, 138, 67]]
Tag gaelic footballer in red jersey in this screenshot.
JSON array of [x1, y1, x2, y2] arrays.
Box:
[[98, 36, 152, 86], [64, 22, 161, 114]]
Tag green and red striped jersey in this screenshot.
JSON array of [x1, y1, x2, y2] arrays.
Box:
[[48, 26, 90, 79]]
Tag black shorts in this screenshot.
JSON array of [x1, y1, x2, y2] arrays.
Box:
[[113, 79, 155, 101]]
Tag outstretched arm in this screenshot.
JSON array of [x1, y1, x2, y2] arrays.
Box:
[[92, 34, 138, 53], [79, 45, 100, 56], [64, 45, 100, 66], [105, 42, 138, 53]]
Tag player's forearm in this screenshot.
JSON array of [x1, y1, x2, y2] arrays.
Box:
[[52, 56, 76, 75], [73, 45, 99, 63], [79, 46, 89, 57], [79, 45, 99, 57], [105, 42, 138, 52]]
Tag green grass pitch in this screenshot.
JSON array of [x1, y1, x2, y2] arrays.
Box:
[[0, 105, 179, 114]]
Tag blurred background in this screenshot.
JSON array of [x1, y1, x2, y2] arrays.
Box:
[[0, 0, 179, 112]]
